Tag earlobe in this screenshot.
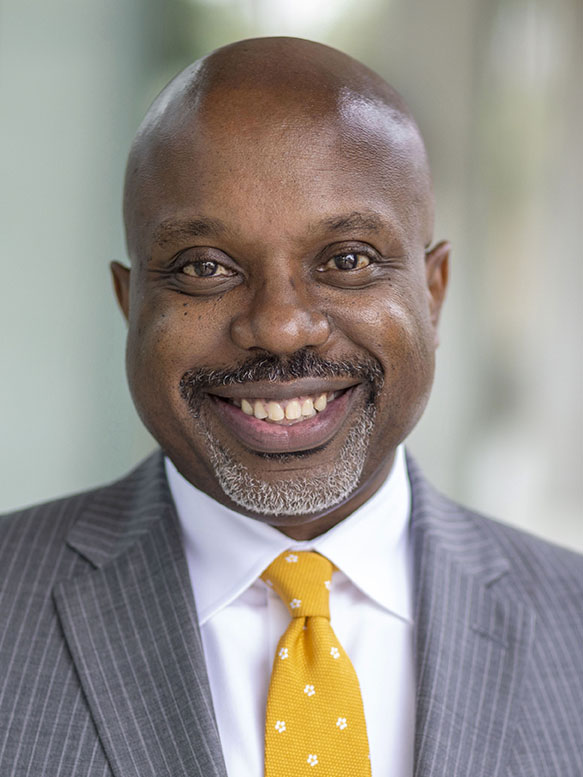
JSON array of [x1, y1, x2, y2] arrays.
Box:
[[425, 240, 450, 344], [110, 261, 131, 322]]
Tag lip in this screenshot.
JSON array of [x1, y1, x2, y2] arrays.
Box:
[[209, 377, 359, 402], [208, 385, 361, 454]]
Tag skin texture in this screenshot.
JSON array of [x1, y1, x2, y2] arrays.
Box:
[[112, 37, 450, 540]]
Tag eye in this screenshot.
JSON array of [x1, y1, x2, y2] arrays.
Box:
[[182, 260, 233, 277], [321, 252, 371, 271]]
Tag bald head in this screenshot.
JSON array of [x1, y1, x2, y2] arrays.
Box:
[[123, 37, 433, 259]]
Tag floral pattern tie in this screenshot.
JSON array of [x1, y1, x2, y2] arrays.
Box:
[[261, 551, 372, 776]]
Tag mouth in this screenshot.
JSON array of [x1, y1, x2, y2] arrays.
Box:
[[218, 389, 340, 423], [207, 383, 362, 454]]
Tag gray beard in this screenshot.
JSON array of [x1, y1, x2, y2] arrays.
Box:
[[206, 403, 376, 517]]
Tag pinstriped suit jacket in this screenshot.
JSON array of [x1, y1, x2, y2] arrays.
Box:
[[1, 451, 582, 776]]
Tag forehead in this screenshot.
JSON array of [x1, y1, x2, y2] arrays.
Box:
[[127, 88, 430, 258]]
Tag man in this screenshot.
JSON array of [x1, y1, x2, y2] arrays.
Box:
[[1, 37, 581, 777]]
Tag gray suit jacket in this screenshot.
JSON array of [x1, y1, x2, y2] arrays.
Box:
[[1, 451, 582, 776]]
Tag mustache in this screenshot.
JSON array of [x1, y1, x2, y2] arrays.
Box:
[[179, 349, 384, 413]]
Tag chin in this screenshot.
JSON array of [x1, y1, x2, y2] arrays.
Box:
[[202, 399, 376, 518]]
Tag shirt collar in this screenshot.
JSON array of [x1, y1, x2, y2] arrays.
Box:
[[166, 445, 412, 626]]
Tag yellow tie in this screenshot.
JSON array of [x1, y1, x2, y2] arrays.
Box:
[[261, 551, 372, 776]]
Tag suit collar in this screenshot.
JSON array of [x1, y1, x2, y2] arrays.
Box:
[[407, 454, 535, 777], [55, 451, 228, 777]]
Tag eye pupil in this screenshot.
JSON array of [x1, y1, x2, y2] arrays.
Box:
[[193, 261, 217, 277], [336, 254, 357, 269]]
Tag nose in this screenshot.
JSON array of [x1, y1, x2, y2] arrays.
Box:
[[230, 276, 331, 354]]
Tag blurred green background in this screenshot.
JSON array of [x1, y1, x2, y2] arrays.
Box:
[[1, 0, 581, 550]]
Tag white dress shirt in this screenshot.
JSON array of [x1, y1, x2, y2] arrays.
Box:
[[165, 445, 414, 777]]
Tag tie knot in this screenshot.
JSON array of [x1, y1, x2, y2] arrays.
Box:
[[261, 551, 334, 618]]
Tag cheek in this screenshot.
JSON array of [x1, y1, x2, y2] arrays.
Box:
[[330, 287, 436, 437], [125, 297, 227, 400], [333, 287, 434, 372]]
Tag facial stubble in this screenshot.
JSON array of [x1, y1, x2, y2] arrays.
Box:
[[205, 401, 376, 517], [179, 350, 383, 518]]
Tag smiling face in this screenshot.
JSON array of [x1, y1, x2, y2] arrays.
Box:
[[114, 40, 449, 539]]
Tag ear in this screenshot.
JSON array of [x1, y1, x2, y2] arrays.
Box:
[[425, 240, 450, 346], [110, 261, 131, 322]]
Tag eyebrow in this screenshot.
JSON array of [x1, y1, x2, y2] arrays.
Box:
[[317, 211, 386, 234], [151, 217, 230, 249], [150, 209, 390, 258]]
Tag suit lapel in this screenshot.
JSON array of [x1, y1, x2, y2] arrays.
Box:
[[53, 453, 227, 777], [408, 457, 535, 777]]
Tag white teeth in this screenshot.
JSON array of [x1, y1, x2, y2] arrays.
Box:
[[234, 391, 340, 423], [314, 394, 327, 412], [285, 400, 302, 420], [267, 402, 285, 421], [253, 400, 268, 419]]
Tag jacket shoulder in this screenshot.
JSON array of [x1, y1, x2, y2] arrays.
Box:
[[0, 451, 165, 571], [1, 485, 106, 552], [473, 509, 583, 600], [408, 454, 582, 583]]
